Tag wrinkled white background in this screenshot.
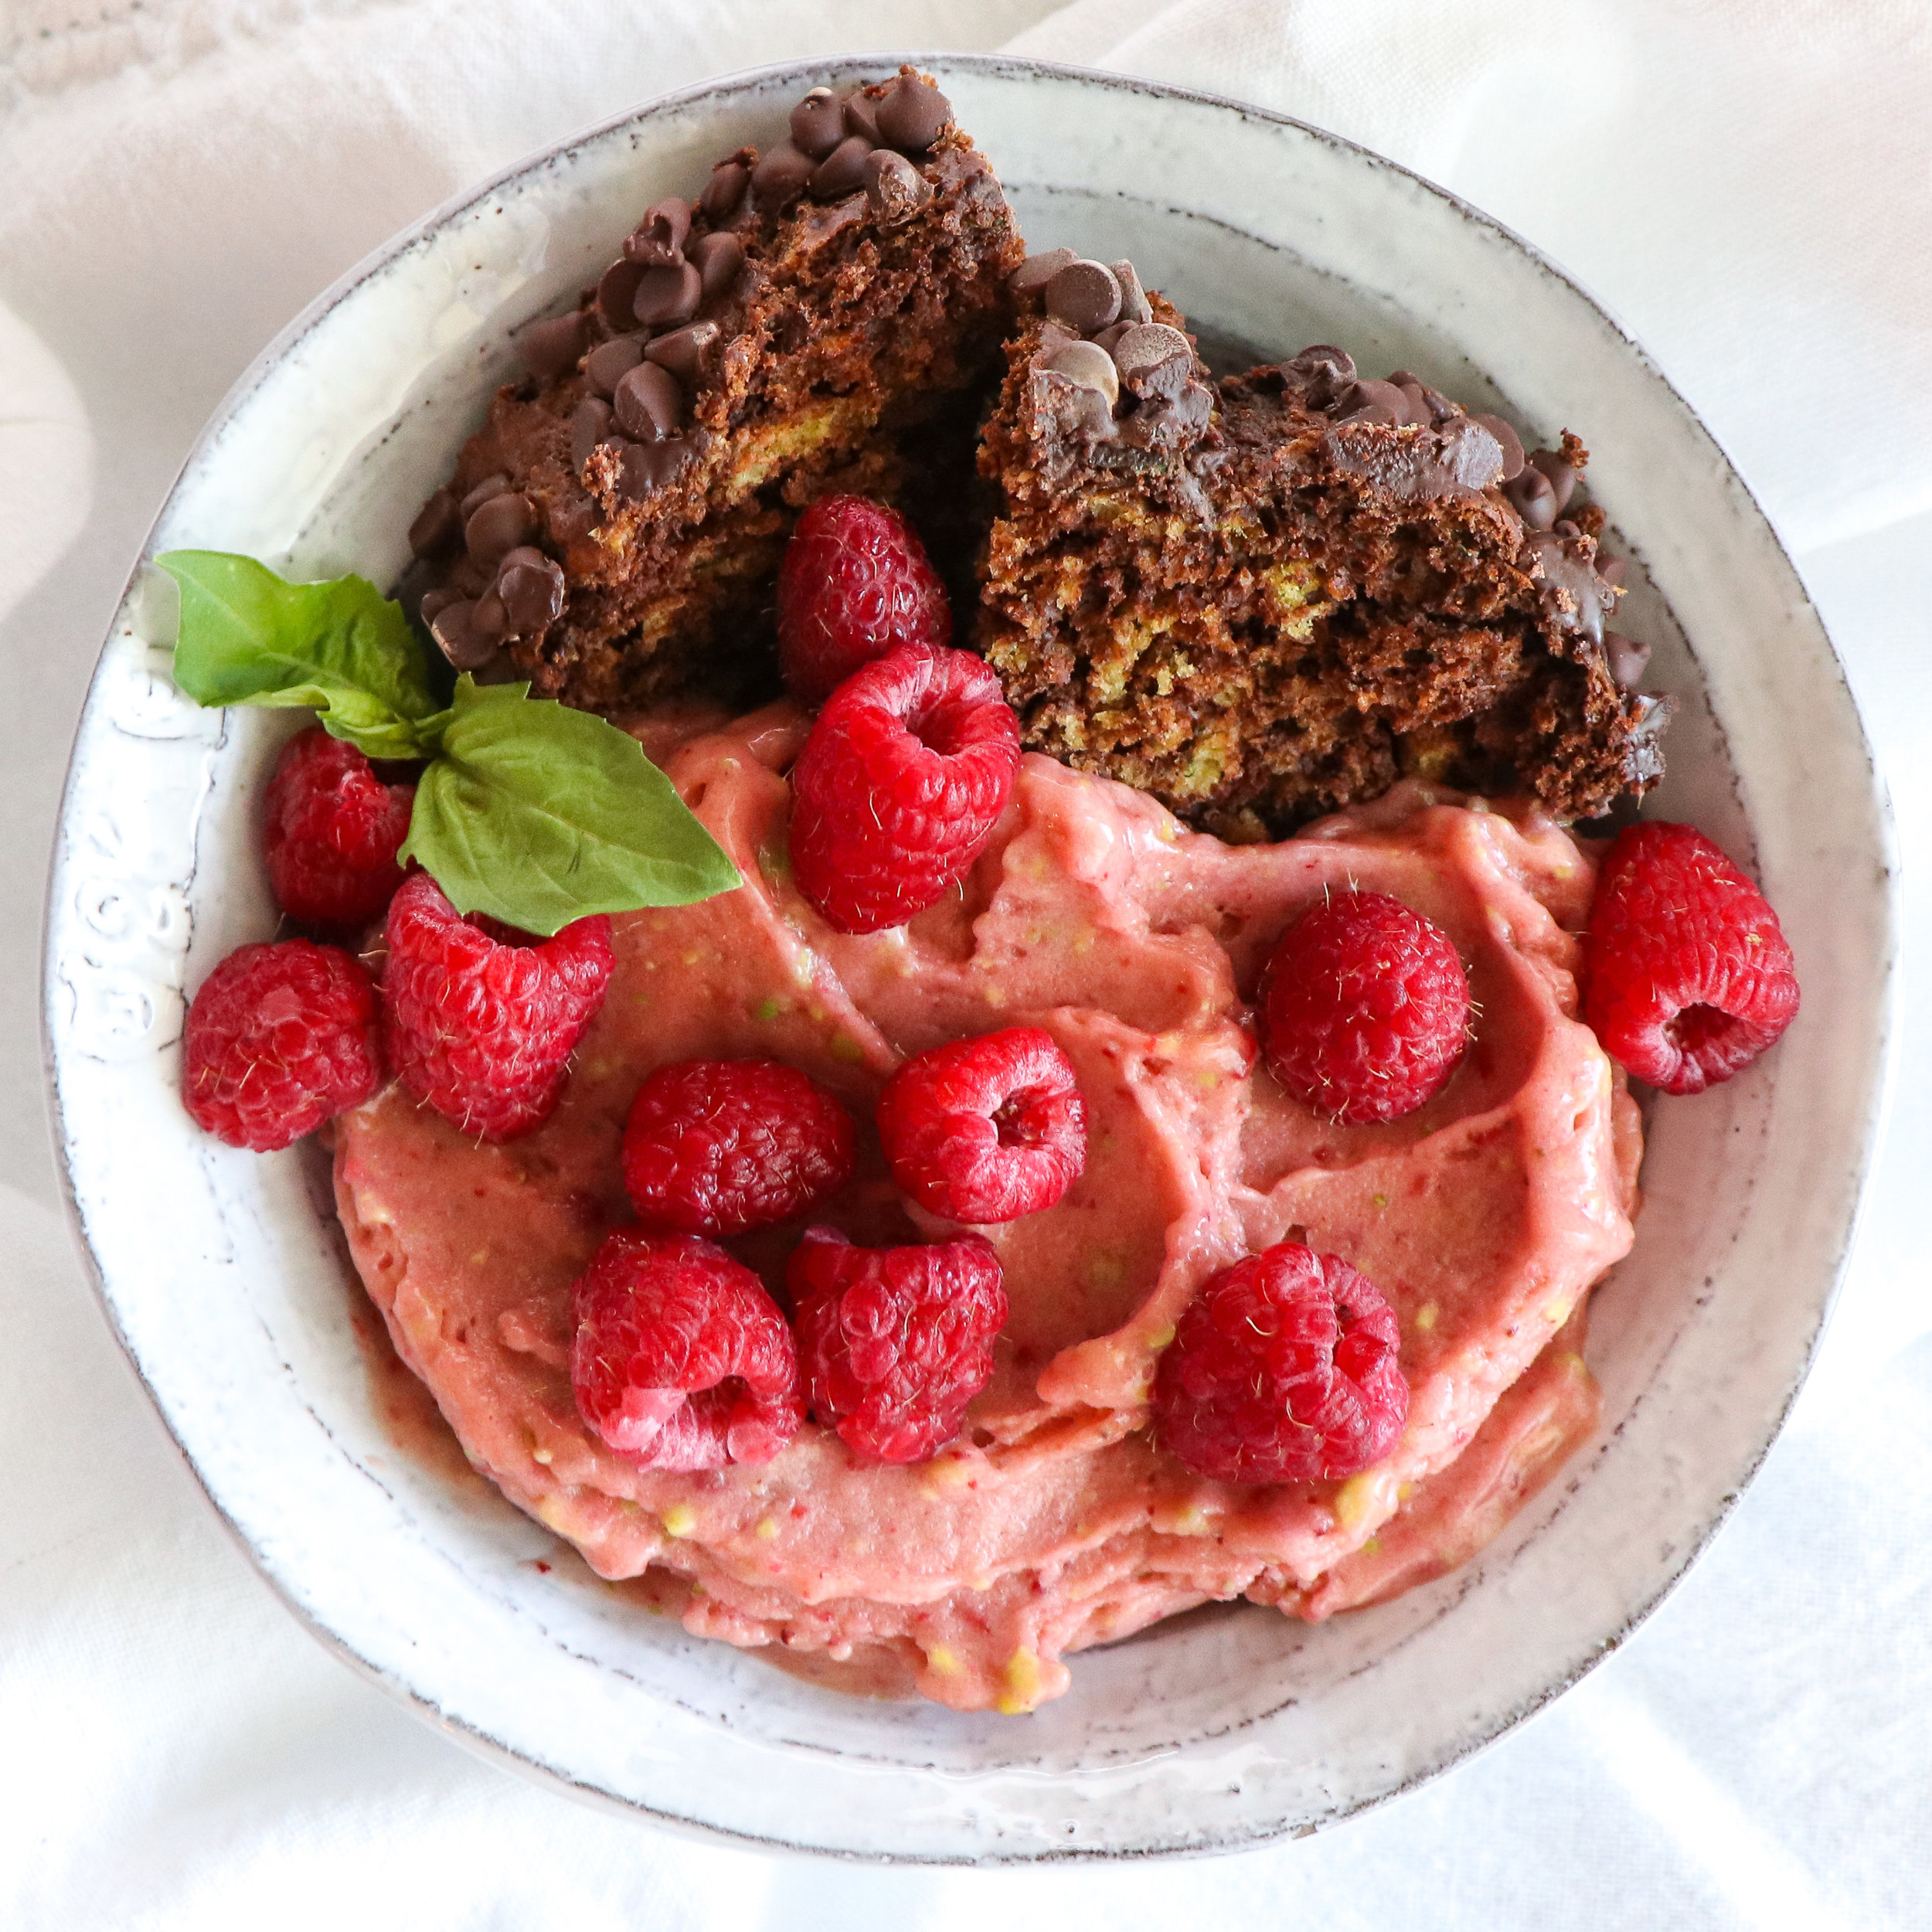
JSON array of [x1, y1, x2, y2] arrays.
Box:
[[4, 2, 1930, 1923]]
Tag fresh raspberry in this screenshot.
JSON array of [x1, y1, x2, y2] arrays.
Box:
[[381, 872, 613, 1141], [788, 645, 1021, 935], [876, 1026, 1087, 1224], [264, 725, 415, 930], [570, 1230, 804, 1471], [182, 939, 383, 1151], [1260, 889, 1471, 1124], [790, 1227, 1009, 1464], [1582, 821, 1799, 1095], [776, 494, 953, 707], [1153, 1242, 1408, 1485], [622, 1059, 857, 1236]]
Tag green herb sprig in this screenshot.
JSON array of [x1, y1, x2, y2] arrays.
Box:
[[158, 550, 740, 935]]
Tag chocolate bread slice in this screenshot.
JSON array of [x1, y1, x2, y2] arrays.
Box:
[[402, 68, 1022, 712], [975, 254, 1669, 835]]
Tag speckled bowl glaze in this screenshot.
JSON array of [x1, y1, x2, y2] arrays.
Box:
[[44, 55, 1896, 1861]]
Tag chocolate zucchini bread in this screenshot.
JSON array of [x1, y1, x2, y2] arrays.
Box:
[[401, 68, 1021, 713], [976, 260, 1668, 836], [397, 67, 1668, 826]]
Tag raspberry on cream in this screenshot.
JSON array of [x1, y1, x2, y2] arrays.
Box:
[[334, 702, 1643, 1714]]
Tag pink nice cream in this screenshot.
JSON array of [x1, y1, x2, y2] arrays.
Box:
[[335, 702, 1640, 1713]]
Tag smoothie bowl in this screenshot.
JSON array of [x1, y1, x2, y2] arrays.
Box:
[[43, 55, 1894, 1859]]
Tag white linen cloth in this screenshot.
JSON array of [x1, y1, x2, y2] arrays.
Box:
[[4, 2, 1930, 1921]]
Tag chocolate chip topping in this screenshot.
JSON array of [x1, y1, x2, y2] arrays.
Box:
[[516, 310, 590, 379], [1471, 412, 1525, 481], [1437, 414, 1505, 488], [809, 134, 874, 202], [863, 148, 929, 224], [876, 71, 951, 154], [1009, 248, 1076, 297], [1505, 465, 1557, 530], [645, 320, 719, 385], [751, 142, 813, 213], [583, 334, 645, 398], [1604, 629, 1651, 689], [464, 492, 536, 568], [570, 396, 614, 470], [690, 230, 745, 302], [1111, 260, 1154, 327], [1529, 448, 1578, 515], [791, 87, 847, 161], [700, 159, 749, 222], [623, 196, 692, 269], [471, 587, 510, 645], [1284, 343, 1357, 409], [458, 474, 510, 520], [632, 259, 702, 328], [418, 586, 461, 625], [430, 599, 501, 671], [617, 437, 697, 501], [1338, 377, 1410, 427], [842, 87, 882, 146], [597, 260, 647, 332], [407, 488, 461, 558], [1045, 259, 1121, 334], [613, 361, 686, 442], [1043, 338, 1120, 406], [1597, 555, 1628, 590], [1110, 321, 1192, 394], [495, 546, 566, 634]]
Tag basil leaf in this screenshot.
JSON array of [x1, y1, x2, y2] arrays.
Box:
[[399, 677, 741, 934], [158, 549, 440, 760]]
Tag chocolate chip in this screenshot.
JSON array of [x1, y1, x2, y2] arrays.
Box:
[[1528, 449, 1578, 514], [570, 396, 614, 470], [516, 310, 589, 379], [617, 437, 696, 501], [842, 88, 882, 146], [1471, 413, 1525, 481], [1342, 378, 1412, 427], [417, 586, 461, 627], [1290, 343, 1356, 385], [624, 196, 692, 269], [408, 488, 461, 558], [583, 334, 645, 397], [751, 141, 813, 213], [1091, 321, 1131, 355], [1604, 630, 1651, 690], [1597, 555, 1628, 589], [430, 599, 501, 671], [464, 492, 536, 568], [1505, 465, 1558, 529], [690, 230, 744, 303], [701, 159, 749, 223], [809, 134, 874, 202], [458, 474, 510, 520], [1045, 260, 1121, 334], [613, 361, 685, 442], [1111, 321, 1192, 393], [472, 587, 510, 644], [1439, 415, 1505, 488], [1110, 260, 1153, 326], [1396, 382, 1431, 427], [471, 652, 523, 686], [1009, 249, 1076, 298], [645, 321, 719, 386], [632, 260, 702, 328], [791, 87, 847, 161], [876, 71, 951, 154], [495, 549, 566, 634], [597, 260, 646, 332], [863, 148, 929, 224], [1042, 338, 1120, 407]]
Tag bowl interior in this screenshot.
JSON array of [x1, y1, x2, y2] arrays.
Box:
[[44, 56, 1893, 1859]]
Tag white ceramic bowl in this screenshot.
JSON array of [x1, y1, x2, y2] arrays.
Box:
[[43, 54, 1896, 1861]]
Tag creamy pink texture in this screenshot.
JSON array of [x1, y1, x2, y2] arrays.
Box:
[[335, 703, 1641, 1713]]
